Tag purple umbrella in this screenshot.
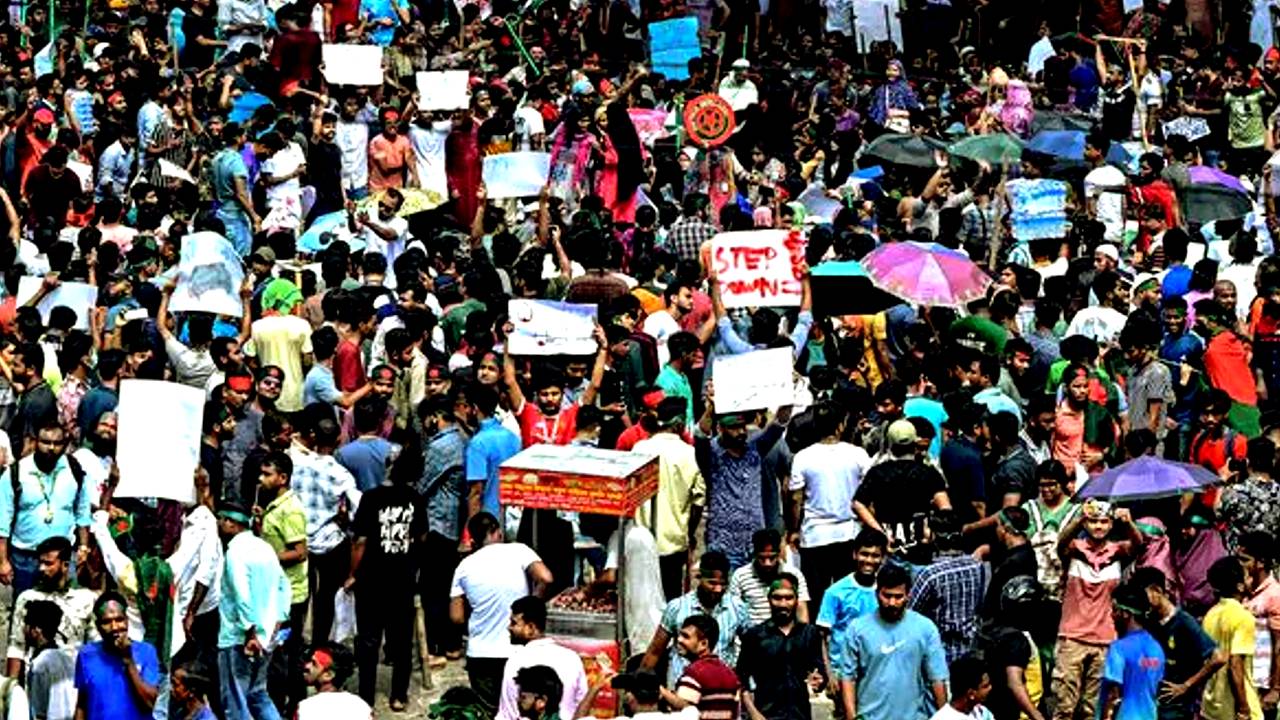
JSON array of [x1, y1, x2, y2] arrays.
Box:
[[1188, 166, 1248, 194], [1076, 456, 1220, 501]]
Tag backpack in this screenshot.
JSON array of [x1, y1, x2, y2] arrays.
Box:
[[1027, 500, 1081, 600], [9, 455, 87, 533]]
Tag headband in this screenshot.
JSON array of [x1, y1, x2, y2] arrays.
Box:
[[1113, 601, 1144, 616], [226, 375, 254, 392], [767, 578, 797, 594], [218, 509, 251, 524], [312, 649, 333, 669]]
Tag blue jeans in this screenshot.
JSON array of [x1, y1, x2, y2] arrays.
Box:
[[216, 206, 254, 257], [218, 647, 281, 720]]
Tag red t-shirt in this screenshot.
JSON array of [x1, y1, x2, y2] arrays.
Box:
[[517, 401, 579, 447], [333, 339, 365, 393], [1205, 331, 1258, 405], [676, 657, 741, 720], [1059, 538, 1133, 644]]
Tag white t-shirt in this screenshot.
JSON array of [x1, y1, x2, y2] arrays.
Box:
[[513, 106, 545, 151], [1084, 164, 1127, 241], [788, 441, 871, 548], [1064, 305, 1128, 345], [27, 647, 72, 720], [262, 142, 305, 207], [496, 638, 590, 720], [450, 542, 542, 658], [336, 120, 371, 193], [930, 704, 995, 720], [642, 311, 681, 367], [409, 121, 452, 198], [296, 691, 372, 720]]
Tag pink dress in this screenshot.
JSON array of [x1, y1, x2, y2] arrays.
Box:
[[598, 135, 641, 224]]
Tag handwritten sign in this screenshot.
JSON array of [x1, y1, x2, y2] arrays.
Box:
[[1005, 178, 1069, 241], [1163, 116, 1211, 142], [712, 347, 795, 412], [482, 152, 552, 199], [321, 44, 384, 86], [797, 184, 843, 224], [507, 299, 598, 356], [649, 17, 700, 81], [169, 231, 246, 317], [417, 70, 470, 111], [115, 379, 203, 504], [710, 230, 806, 308], [16, 277, 97, 330]]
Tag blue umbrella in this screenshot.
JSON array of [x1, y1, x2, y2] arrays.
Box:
[[1027, 130, 1086, 161], [229, 92, 273, 124], [1076, 456, 1220, 501], [297, 211, 365, 254], [810, 259, 904, 315]]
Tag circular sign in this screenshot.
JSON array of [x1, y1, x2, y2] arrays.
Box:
[[684, 94, 735, 148]]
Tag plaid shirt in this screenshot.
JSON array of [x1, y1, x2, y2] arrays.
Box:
[[420, 424, 468, 541], [907, 553, 988, 663], [665, 216, 718, 263], [288, 444, 362, 555]]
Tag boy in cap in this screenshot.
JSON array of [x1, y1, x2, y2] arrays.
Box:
[[1052, 500, 1143, 720], [853, 419, 951, 562]]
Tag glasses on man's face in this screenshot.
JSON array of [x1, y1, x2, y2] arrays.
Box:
[[261, 378, 282, 388]]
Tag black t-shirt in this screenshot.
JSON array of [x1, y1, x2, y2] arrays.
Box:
[[180, 10, 217, 69], [352, 484, 426, 583], [982, 625, 1036, 720], [307, 140, 343, 213], [983, 544, 1038, 618], [1101, 85, 1136, 142], [854, 459, 945, 561], [1148, 608, 1216, 688]]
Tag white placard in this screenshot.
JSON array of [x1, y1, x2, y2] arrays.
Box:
[[416, 70, 470, 111], [115, 379, 203, 504], [16, 277, 97, 330], [168, 231, 246, 317], [482, 152, 551, 199], [712, 347, 795, 412], [507, 299, 598, 356], [321, 44, 384, 86], [160, 158, 196, 185], [710, 229, 806, 309]]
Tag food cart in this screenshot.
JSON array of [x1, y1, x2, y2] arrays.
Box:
[[499, 444, 659, 717]]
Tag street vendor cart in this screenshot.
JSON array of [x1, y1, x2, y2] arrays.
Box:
[[499, 444, 659, 717]]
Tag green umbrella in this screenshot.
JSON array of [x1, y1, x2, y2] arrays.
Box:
[[861, 133, 947, 169], [949, 133, 1026, 165]]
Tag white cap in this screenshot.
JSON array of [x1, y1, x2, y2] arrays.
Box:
[[1094, 243, 1120, 262], [731, 58, 750, 69]]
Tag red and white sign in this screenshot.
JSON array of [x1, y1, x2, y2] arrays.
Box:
[[711, 229, 806, 309]]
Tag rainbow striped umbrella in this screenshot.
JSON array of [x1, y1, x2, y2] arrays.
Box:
[[861, 241, 992, 308]]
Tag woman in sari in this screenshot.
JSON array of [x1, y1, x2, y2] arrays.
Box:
[[547, 102, 599, 214], [1174, 506, 1227, 616], [1052, 363, 1120, 477], [868, 59, 920, 133], [594, 102, 645, 225]]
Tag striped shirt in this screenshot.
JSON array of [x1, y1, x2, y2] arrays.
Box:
[[675, 656, 740, 720], [1245, 574, 1280, 689], [727, 561, 811, 625]]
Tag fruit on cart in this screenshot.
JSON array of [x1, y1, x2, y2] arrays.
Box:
[[550, 586, 618, 613]]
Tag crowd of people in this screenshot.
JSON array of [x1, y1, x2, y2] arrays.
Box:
[[9, 0, 1280, 715]]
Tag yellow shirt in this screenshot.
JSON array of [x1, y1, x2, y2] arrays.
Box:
[[838, 313, 888, 388], [261, 490, 310, 605], [244, 314, 314, 413], [1202, 598, 1264, 720], [633, 432, 705, 556]]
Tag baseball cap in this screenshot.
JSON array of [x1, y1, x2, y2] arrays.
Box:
[[1133, 272, 1159, 292], [887, 419, 918, 447], [33, 108, 54, 124], [251, 246, 277, 264]]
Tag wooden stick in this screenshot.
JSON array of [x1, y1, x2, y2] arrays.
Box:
[[1095, 34, 1147, 45], [414, 595, 434, 690]]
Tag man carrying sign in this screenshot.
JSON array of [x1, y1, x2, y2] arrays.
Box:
[[502, 324, 609, 448], [708, 260, 813, 362]]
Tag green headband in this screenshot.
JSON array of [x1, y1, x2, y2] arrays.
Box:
[[1135, 522, 1165, 537], [219, 509, 252, 525]]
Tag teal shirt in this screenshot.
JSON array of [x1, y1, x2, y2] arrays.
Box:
[[0, 456, 92, 551], [211, 147, 249, 208], [655, 365, 694, 429], [217, 531, 291, 650]]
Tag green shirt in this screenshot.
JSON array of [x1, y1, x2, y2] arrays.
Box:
[[1226, 89, 1266, 149], [440, 298, 486, 348], [260, 490, 310, 604]]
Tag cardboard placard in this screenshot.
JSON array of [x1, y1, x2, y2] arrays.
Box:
[[321, 44, 384, 86], [711, 347, 795, 412], [482, 152, 552, 199], [168, 231, 246, 317], [16, 277, 97, 330], [115, 379, 204, 504], [416, 70, 470, 111], [507, 299, 598, 356], [710, 230, 806, 308]]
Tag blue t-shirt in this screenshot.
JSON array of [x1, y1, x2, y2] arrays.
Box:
[[74, 640, 161, 720], [1162, 265, 1193, 300], [336, 437, 395, 492], [303, 364, 342, 407], [844, 609, 948, 720], [818, 575, 878, 679], [1101, 628, 1165, 720]]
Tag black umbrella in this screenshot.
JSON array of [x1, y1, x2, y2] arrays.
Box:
[[810, 260, 905, 315]]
